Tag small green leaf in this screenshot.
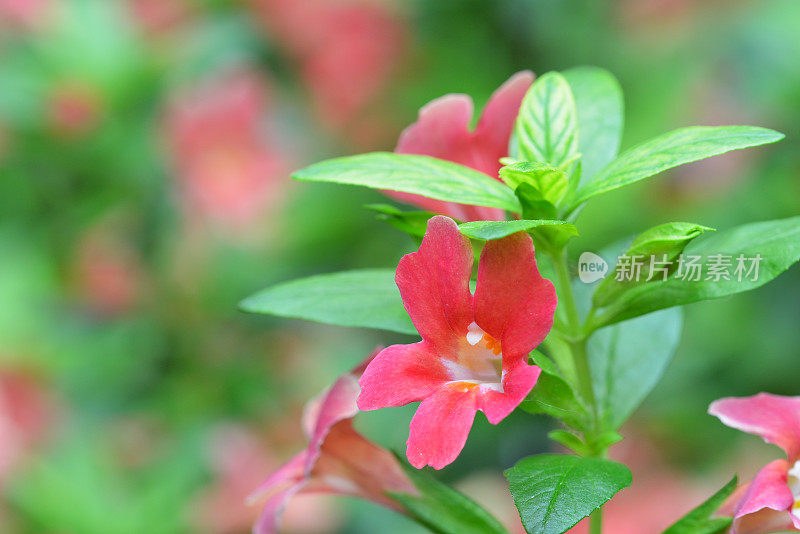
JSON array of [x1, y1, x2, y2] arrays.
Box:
[[521, 353, 589, 430], [662, 476, 737, 534], [458, 219, 577, 242], [500, 162, 568, 205], [587, 431, 624, 453], [390, 462, 509, 534], [593, 216, 800, 327], [562, 66, 624, 184], [593, 222, 714, 307], [505, 454, 631, 534], [589, 307, 684, 431], [567, 126, 785, 210], [511, 72, 579, 169], [547, 430, 590, 456], [365, 203, 434, 239], [515, 183, 558, 220], [239, 269, 416, 335], [293, 152, 521, 214]]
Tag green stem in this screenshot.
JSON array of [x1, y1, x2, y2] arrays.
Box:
[[550, 250, 606, 534], [590, 508, 603, 534], [552, 251, 595, 409]]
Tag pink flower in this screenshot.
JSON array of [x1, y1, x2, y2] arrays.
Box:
[[47, 81, 104, 139], [0, 369, 55, 484], [388, 71, 534, 222], [191, 425, 341, 534], [250, 0, 404, 133], [0, 0, 52, 30], [164, 68, 291, 235], [249, 368, 417, 534], [709, 393, 800, 533], [73, 220, 145, 317], [127, 0, 190, 36], [358, 215, 557, 469]]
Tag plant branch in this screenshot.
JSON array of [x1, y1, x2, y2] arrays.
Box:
[[552, 250, 595, 410]]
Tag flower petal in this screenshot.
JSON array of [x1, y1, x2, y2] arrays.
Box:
[[396, 216, 474, 350], [709, 394, 800, 460], [477, 360, 541, 424], [314, 419, 417, 505], [302, 374, 360, 473], [358, 342, 451, 410], [390, 95, 492, 220], [390, 73, 534, 222], [406, 382, 479, 470], [732, 459, 795, 533], [733, 509, 797, 534], [248, 451, 306, 506], [252, 485, 304, 534], [396, 93, 474, 167], [473, 70, 535, 174], [473, 231, 557, 359]]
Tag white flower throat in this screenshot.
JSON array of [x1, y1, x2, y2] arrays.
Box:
[[788, 461, 800, 519], [442, 322, 504, 391]]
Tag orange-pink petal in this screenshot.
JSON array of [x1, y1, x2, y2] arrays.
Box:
[[357, 342, 451, 410], [395, 216, 474, 351], [474, 230, 557, 360], [389, 71, 534, 221], [406, 382, 480, 470]]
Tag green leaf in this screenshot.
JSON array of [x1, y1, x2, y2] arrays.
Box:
[[562, 66, 624, 184], [500, 162, 568, 205], [365, 203, 434, 239], [293, 152, 521, 214], [567, 126, 785, 209], [390, 462, 509, 534], [593, 222, 714, 307], [593, 216, 800, 327], [505, 454, 631, 534], [458, 219, 577, 242], [239, 269, 416, 335], [511, 72, 579, 169], [626, 222, 714, 257], [662, 476, 737, 534], [589, 307, 683, 431], [521, 353, 589, 430], [515, 182, 558, 220]]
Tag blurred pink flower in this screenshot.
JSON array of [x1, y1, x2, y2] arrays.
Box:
[[74, 221, 144, 317], [389, 71, 534, 221], [0, 0, 52, 30], [249, 368, 416, 534], [47, 81, 104, 139], [617, 0, 696, 31], [192, 425, 342, 534], [127, 0, 190, 36], [358, 216, 556, 469], [0, 369, 55, 484], [164, 69, 292, 236], [250, 0, 404, 133], [710, 393, 800, 533]]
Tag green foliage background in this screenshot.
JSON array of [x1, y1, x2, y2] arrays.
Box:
[[1, 0, 798, 532]]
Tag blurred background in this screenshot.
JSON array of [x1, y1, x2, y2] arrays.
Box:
[[0, 0, 798, 532]]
